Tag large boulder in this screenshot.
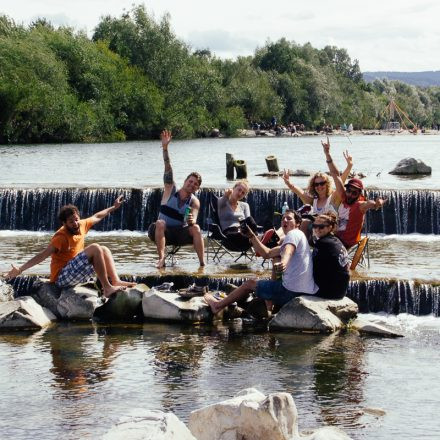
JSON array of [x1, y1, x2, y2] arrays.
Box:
[[188, 388, 298, 440], [94, 284, 147, 322], [269, 296, 358, 333], [142, 288, 212, 322], [57, 284, 102, 319], [0, 281, 14, 302], [102, 409, 196, 440], [389, 157, 432, 175], [0, 296, 56, 330]]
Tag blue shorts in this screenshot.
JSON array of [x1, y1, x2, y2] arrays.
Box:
[[56, 251, 95, 288], [255, 280, 304, 306]]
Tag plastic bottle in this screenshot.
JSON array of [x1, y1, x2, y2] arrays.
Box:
[[184, 206, 191, 223], [281, 201, 289, 215]]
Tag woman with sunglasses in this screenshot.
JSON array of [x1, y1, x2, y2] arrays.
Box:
[[311, 212, 350, 299], [282, 150, 353, 215]]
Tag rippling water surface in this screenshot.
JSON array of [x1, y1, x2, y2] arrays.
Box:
[[0, 316, 439, 440], [1, 135, 439, 189]]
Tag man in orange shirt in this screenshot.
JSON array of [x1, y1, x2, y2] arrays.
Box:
[[5, 196, 134, 297]]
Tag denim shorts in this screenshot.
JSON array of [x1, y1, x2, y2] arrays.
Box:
[[255, 280, 304, 306], [56, 251, 95, 288]]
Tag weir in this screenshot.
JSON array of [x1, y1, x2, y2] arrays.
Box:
[[0, 187, 439, 234], [8, 276, 440, 317]]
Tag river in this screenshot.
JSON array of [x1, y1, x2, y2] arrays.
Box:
[[0, 135, 439, 439]]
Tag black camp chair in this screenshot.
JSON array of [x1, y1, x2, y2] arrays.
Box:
[[206, 193, 257, 263]]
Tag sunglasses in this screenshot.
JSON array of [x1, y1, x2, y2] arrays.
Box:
[[346, 187, 360, 196], [312, 223, 330, 230], [314, 181, 326, 187]]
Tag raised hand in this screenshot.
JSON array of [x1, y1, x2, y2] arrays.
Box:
[[321, 136, 330, 155], [224, 188, 233, 198], [343, 149, 353, 167], [114, 195, 124, 210], [160, 130, 172, 151], [282, 168, 291, 185]]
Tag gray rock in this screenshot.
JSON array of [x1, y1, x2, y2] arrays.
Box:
[[189, 388, 299, 440], [350, 317, 404, 337], [300, 426, 353, 439], [269, 296, 358, 333], [102, 409, 196, 440], [32, 279, 61, 317], [57, 284, 102, 320], [0, 281, 14, 302], [389, 157, 432, 175], [142, 288, 212, 322], [94, 284, 147, 322], [0, 296, 56, 330]]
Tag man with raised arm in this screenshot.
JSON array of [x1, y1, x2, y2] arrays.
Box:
[[322, 137, 387, 249], [5, 196, 135, 296], [147, 130, 205, 269]]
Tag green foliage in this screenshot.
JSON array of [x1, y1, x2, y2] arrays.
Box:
[[1, 8, 439, 144]]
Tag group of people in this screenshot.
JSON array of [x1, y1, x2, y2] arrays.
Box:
[[5, 132, 386, 314]]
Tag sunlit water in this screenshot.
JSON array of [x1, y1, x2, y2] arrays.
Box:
[[0, 231, 439, 282], [0, 315, 439, 440], [1, 134, 439, 190]]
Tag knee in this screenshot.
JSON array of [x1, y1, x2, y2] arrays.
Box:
[[188, 224, 201, 236], [101, 245, 111, 255], [85, 243, 102, 256], [243, 279, 257, 291], [156, 220, 166, 232]]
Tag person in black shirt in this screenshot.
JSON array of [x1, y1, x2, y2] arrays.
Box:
[[312, 212, 350, 299]]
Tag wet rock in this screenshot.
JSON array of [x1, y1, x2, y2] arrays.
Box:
[[32, 279, 61, 317], [389, 158, 432, 175], [0, 280, 14, 302], [188, 388, 299, 440], [57, 284, 102, 320], [94, 284, 147, 322], [269, 296, 358, 333], [142, 288, 212, 322], [350, 317, 404, 337], [102, 409, 196, 440], [0, 296, 56, 330]]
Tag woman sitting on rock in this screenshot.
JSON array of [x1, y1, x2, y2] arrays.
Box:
[[217, 180, 258, 248], [312, 212, 350, 299]]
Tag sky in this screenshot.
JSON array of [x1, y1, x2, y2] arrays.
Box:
[[1, 0, 439, 72]]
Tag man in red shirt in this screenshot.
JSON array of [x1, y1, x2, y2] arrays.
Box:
[[5, 196, 134, 297], [322, 138, 386, 249]]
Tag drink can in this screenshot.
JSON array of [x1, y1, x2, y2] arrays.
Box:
[[273, 262, 283, 280]]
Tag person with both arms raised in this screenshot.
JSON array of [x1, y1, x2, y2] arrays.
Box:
[[147, 130, 205, 269]]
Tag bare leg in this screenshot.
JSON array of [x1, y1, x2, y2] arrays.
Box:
[[154, 220, 167, 269], [204, 279, 257, 314], [189, 224, 205, 266], [84, 244, 125, 297], [101, 246, 136, 287]]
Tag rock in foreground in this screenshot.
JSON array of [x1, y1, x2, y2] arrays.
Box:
[[269, 296, 358, 333]]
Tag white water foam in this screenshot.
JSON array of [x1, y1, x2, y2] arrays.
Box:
[[0, 230, 146, 238], [359, 312, 440, 333], [368, 233, 440, 242]]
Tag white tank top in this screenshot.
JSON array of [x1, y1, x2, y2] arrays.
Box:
[[312, 196, 335, 215]]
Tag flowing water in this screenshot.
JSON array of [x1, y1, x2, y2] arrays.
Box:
[[1, 135, 439, 439]]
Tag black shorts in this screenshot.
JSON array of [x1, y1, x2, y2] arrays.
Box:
[[148, 222, 193, 246]]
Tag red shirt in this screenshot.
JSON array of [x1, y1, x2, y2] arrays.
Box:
[[336, 194, 364, 248]]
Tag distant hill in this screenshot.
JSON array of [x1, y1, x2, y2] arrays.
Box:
[[363, 71, 440, 87]]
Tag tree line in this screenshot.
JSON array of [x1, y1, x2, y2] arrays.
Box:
[[1, 5, 440, 144]]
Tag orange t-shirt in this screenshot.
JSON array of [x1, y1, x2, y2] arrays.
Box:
[[49, 218, 94, 282]]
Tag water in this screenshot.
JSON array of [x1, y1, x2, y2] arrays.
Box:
[[0, 316, 439, 440], [0, 135, 439, 189]]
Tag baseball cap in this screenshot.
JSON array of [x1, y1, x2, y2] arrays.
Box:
[[344, 178, 364, 190]]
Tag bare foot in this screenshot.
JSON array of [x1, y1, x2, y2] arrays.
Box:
[[199, 261, 206, 267], [114, 279, 137, 288], [102, 285, 126, 298], [204, 293, 223, 314], [156, 258, 166, 269]]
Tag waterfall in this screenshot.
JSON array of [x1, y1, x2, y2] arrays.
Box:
[[8, 275, 440, 317], [0, 187, 439, 234]]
